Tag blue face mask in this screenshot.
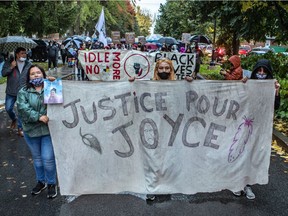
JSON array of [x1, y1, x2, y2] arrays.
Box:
[[29, 77, 44, 87], [256, 73, 267, 79]]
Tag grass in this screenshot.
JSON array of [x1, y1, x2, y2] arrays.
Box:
[[199, 63, 223, 80], [0, 77, 6, 84]]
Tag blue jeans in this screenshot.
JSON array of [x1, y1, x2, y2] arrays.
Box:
[[24, 134, 57, 185], [5, 94, 22, 129]]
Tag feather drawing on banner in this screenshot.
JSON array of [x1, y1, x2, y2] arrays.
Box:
[[80, 127, 102, 154], [228, 116, 254, 163]]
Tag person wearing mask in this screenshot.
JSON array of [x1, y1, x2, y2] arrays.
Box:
[[152, 58, 176, 80], [16, 65, 58, 199], [129, 58, 193, 201], [2, 47, 32, 136], [129, 58, 176, 82], [129, 58, 194, 82], [232, 59, 280, 200], [219, 55, 243, 80]]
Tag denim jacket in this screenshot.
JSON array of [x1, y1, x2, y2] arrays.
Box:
[[16, 87, 50, 137]]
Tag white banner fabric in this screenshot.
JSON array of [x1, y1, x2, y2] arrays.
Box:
[[48, 80, 275, 195], [78, 50, 196, 81]]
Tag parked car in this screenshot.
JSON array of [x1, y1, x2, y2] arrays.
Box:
[[31, 39, 48, 62], [249, 47, 275, 55], [214, 47, 226, 62], [238, 45, 251, 56]]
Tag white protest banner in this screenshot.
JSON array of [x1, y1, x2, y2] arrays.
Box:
[[48, 80, 275, 195], [78, 50, 196, 81], [182, 33, 191, 44]]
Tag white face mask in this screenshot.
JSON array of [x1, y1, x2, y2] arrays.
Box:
[[19, 57, 26, 62], [256, 73, 267, 79]]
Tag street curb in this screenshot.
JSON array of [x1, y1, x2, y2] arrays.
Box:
[[273, 128, 288, 152]]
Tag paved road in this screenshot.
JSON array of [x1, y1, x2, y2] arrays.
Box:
[[1, 65, 288, 215], [0, 108, 288, 216]]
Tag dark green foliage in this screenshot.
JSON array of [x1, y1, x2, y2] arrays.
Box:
[[0, 0, 140, 38]]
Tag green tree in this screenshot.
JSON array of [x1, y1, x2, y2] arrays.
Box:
[[0, 0, 77, 38], [154, 0, 288, 55], [135, 6, 152, 36], [0, 0, 139, 39]]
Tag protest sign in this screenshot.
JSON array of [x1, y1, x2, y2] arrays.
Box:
[[138, 36, 146, 45], [125, 32, 135, 44], [44, 78, 63, 104], [48, 80, 275, 195], [182, 33, 191, 44], [111, 31, 120, 44], [78, 50, 196, 81]]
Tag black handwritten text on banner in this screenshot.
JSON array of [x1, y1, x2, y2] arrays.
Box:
[[48, 80, 274, 195]]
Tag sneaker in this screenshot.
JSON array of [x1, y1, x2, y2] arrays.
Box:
[[244, 186, 255, 200], [232, 190, 242, 197], [31, 181, 47, 195], [146, 194, 156, 201], [47, 184, 57, 199]]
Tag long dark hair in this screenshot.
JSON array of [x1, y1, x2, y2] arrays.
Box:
[[25, 65, 47, 89]]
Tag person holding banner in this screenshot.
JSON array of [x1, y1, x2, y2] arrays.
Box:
[[242, 59, 280, 110], [152, 58, 176, 81], [129, 58, 193, 201], [129, 58, 194, 83], [243, 59, 280, 105], [129, 58, 176, 82], [16, 65, 58, 199], [233, 59, 280, 200]]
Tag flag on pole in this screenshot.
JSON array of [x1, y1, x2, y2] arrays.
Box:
[[95, 7, 108, 47]]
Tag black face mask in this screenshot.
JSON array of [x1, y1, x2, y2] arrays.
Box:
[[158, 72, 170, 80]]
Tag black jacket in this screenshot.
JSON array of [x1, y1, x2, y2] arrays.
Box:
[[251, 59, 280, 110]]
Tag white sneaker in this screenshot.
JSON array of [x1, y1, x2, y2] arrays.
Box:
[[244, 186, 255, 200], [232, 191, 242, 197], [146, 194, 155, 201]]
